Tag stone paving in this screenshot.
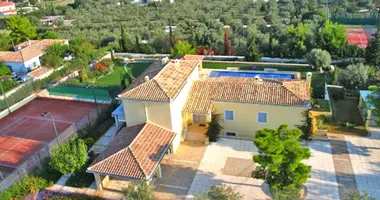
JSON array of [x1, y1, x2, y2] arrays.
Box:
[[328, 134, 357, 199], [345, 125, 380, 199], [186, 138, 268, 200], [304, 140, 340, 200], [186, 138, 340, 200]]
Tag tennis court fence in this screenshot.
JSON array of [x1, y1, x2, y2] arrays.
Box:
[[0, 105, 106, 192]]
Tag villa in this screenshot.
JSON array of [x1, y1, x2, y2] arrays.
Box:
[[0, 39, 68, 75], [87, 55, 311, 190], [0, 1, 16, 16]]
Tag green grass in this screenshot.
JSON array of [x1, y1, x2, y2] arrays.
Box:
[[96, 62, 153, 86]]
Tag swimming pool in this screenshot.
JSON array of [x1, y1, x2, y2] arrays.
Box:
[[208, 70, 295, 79]]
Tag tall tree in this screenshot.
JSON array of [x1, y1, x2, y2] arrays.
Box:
[[252, 125, 311, 192], [366, 26, 380, 68], [6, 16, 37, 43], [170, 41, 196, 58], [224, 30, 232, 56], [49, 137, 87, 174], [119, 26, 127, 52], [322, 21, 347, 57], [135, 35, 141, 53], [245, 37, 262, 62]]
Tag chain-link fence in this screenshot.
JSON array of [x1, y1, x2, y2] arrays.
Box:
[[0, 105, 107, 192]]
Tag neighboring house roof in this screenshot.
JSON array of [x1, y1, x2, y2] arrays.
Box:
[[1, 9, 17, 14], [26, 66, 53, 78], [0, 39, 66, 63], [119, 59, 201, 102], [0, 2, 14, 7], [182, 55, 204, 60], [183, 77, 310, 114], [87, 123, 176, 180]]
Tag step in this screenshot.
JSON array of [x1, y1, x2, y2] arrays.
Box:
[[186, 133, 208, 143]]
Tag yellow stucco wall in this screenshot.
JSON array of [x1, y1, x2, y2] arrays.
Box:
[[146, 101, 172, 130], [213, 102, 306, 139], [123, 99, 146, 127]]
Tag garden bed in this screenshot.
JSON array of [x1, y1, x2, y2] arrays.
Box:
[[326, 87, 369, 136]]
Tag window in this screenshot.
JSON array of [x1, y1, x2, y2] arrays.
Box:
[[258, 112, 268, 123], [224, 110, 234, 121], [225, 131, 236, 137]]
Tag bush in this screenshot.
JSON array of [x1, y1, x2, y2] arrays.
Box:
[[46, 193, 106, 200], [271, 188, 302, 200], [123, 182, 155, 200], [206, 113, 223, 142], [343, 190, 375, 200], [49, 137, 87, 174], [194, 185, 243, 200], [84, 137, 96, 148], [0, 175, 51, 200]]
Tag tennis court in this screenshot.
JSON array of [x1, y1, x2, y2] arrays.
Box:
[[347, 28, 377, 48], [0, 98, 98, 185]]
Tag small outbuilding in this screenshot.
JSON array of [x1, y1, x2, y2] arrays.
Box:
[[87, 123, 176, 191]]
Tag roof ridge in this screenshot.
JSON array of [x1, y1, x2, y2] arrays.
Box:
[[151, 79, 171, 100], [127, 148, 148, 178], [88, 123, 149, 172]]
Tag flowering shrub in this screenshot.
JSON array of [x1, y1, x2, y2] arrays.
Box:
[[93, 63, 106, 70]]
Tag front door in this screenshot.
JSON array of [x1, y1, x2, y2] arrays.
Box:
[[193, 114, 206, 125]]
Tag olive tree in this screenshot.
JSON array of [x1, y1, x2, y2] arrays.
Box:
[[307, 49, 331, 71]]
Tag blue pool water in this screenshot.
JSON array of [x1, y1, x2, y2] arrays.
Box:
[[208, 70, 295, 79]]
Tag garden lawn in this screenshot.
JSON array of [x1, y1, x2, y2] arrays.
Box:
[[96, 62, 153, 86]]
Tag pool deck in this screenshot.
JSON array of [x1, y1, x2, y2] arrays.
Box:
[[200, 68, 301, 80]]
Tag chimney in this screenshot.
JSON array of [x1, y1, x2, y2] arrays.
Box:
[[144, 76, 150, 82], [254, 75, 260, 81], [306, 72, 312, 85], [26, 40, 31, 46], [174, 59, 180, 66]]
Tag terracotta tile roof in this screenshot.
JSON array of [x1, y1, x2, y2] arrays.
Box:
[[1, 9, 17, 14], [183, 77, 310, 114], [88, 123, 176, 180], [182, 55, 204, 60], [26, 66, 53, 78], [0, 2, 14, 7], [0, 39, 66, 63], [119, 61, 164, 95], [119, 59, 201, 102]]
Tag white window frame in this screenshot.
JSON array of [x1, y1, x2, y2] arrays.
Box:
[[224, 131, 237, 137], [224, 109, 235, 121], [257, 112, 268, 124]]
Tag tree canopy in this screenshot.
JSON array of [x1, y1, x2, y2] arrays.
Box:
[[170, 41, 196, 58], [307, 48, 331, 70], [49, 137, 87, 174], [252, 125, 311, 191], [6, 15, 37, 44]]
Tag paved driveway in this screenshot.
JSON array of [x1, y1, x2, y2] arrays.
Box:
[[346, 126, 380, 199], [153, 141, 207, 200], [186, 138, 339, 200]]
